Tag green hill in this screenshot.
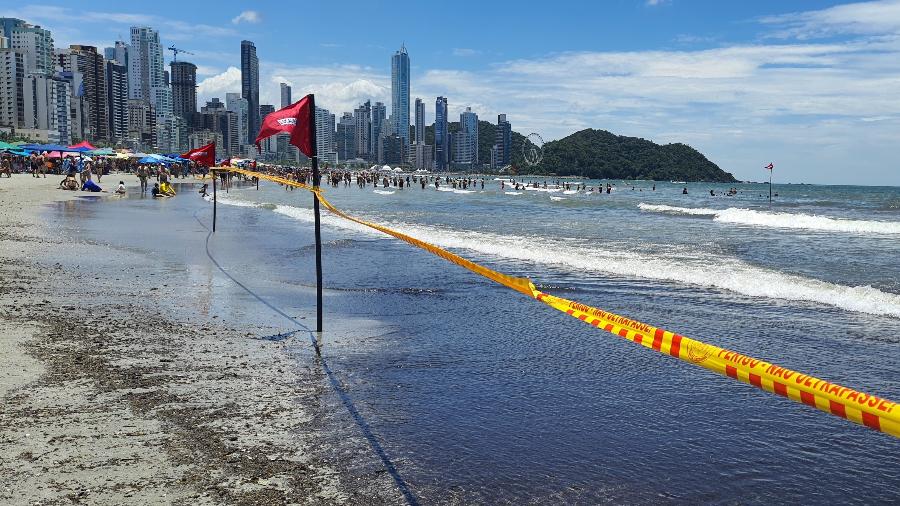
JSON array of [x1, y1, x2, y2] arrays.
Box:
[[532, 129, 736, 182], [422, 122, 734, 182]]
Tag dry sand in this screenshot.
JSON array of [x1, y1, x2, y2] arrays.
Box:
[[0, 174, 401, 504]]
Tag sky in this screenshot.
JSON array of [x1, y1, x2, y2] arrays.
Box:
[[4, 0, 900, 185]]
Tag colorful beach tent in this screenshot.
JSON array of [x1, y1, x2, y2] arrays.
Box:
[[89, 147, 115, 156], [68, 141, 97, 151], [21, 143, 83, 153]]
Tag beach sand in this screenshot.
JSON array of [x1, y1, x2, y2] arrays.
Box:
[[0, 174, 400, 504]]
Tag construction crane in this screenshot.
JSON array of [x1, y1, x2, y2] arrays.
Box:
[[167, 45, 194, 62]]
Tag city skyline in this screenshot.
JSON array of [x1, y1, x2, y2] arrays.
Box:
[[3, 1, 900, 182]]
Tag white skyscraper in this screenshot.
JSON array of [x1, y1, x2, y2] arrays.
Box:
[[315, 106, 336, 163], [22, 73, 71, 144], [0, 47, 25, 129], [226, 92, 249, 152], [128, 26, 165, 103], [2, 19, 54, 76]]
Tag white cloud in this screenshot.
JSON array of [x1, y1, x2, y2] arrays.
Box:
[[646, 0, 670, 6], [760, 0, 900, 39], [231, 10, 261, 25], [197, 67, 242, 100], [0, 4, 239, 44]]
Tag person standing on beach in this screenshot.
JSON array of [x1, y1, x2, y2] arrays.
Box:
[[30, 153, 41, 178], [0, 156, 10, 177], [137, 165, 149, 193]]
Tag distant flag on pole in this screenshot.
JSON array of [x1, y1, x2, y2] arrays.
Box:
[[254, 95, 314, 157], [181, 142, 216, 167], [765, 162, 774, 170]]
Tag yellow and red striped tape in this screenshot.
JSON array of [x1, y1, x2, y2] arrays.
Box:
[[212, 167, 900, 438]]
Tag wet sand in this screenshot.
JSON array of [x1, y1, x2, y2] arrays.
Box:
[[0, 174, 401, 504]]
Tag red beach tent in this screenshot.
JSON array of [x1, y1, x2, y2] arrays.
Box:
[[68, 141, 97, 151]]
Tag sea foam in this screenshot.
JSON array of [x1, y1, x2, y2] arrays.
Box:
[[639, 203, 900, 235], [272, 203, 900, 318]]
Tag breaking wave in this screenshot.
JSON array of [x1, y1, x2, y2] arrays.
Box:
[[638, 203, 900, 235]]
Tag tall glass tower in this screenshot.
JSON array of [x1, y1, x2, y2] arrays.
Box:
[[391, 44, 410, 146], [241, 40, 259, 145], [435, 96, 449, 171]]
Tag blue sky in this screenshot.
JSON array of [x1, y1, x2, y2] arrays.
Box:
[[5, 0, 900, 185]]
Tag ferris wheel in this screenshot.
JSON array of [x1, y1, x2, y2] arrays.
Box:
[[523, 133, 544, 166]]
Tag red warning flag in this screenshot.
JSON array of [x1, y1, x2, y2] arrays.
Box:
[[181, 142, 216, 167], [254, 95, 314, 157]]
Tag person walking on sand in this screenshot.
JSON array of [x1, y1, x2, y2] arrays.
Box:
[[0, 156, 10, 178]]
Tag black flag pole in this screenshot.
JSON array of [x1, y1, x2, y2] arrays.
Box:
[[308, 94, 324, 338], [212, 169, 217, 232]]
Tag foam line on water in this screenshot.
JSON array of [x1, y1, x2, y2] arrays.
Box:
[[204, 194, 259, 207], [639, 203, 900, 235], [269, 203, 900, 318]]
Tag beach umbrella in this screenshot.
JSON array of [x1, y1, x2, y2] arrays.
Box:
[[89, 147, 115, 156]]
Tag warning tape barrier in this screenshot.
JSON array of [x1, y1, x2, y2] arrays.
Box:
[[211, 167, 900, 438]]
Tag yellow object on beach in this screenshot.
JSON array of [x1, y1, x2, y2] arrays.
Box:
[[210, 167, 900, 438], [160, 182, 175, 195]]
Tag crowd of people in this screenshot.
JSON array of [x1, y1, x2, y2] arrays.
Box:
[[1, 150, 766, 201], [0, 151, 212, 196]]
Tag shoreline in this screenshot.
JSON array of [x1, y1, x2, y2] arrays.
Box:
[[0, 174, 401, 504]]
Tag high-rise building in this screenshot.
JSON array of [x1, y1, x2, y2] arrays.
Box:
[[409, 142, 433, 170], [314, 106, 335, 162], [225, 92, 248, 152], [0, 47, 25, 129], [105, 60, 127, 144], [127, 98, 155, 149], [336, 112, 355, 162], [382, 133, 403, 165], [170, 61, 197, 121], [414, 97, 425, 144], [194, 98, 239, 156], [188, 130, 224, 159], [495, 113, 511, 167], [454, 107, 478, 167], [353, 100, 371, 160], [434, 96, 449, 171], [280, 82, 291, 108], [156, 113, 187, 153], [128, 27, 165, 102], [258, 103, 275, 154], [22, 73, 71, 144], [1, 19, 54, 76], [371, 101, 386, 160], [391, 44, 410, 146], [63, 45, 108, 141], [104, 40, 128, 67], [55, 70, 85, 141], [241, 40, 259, 144]]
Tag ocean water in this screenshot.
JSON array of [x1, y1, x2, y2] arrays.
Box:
[[59, 178, 900, 503]]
